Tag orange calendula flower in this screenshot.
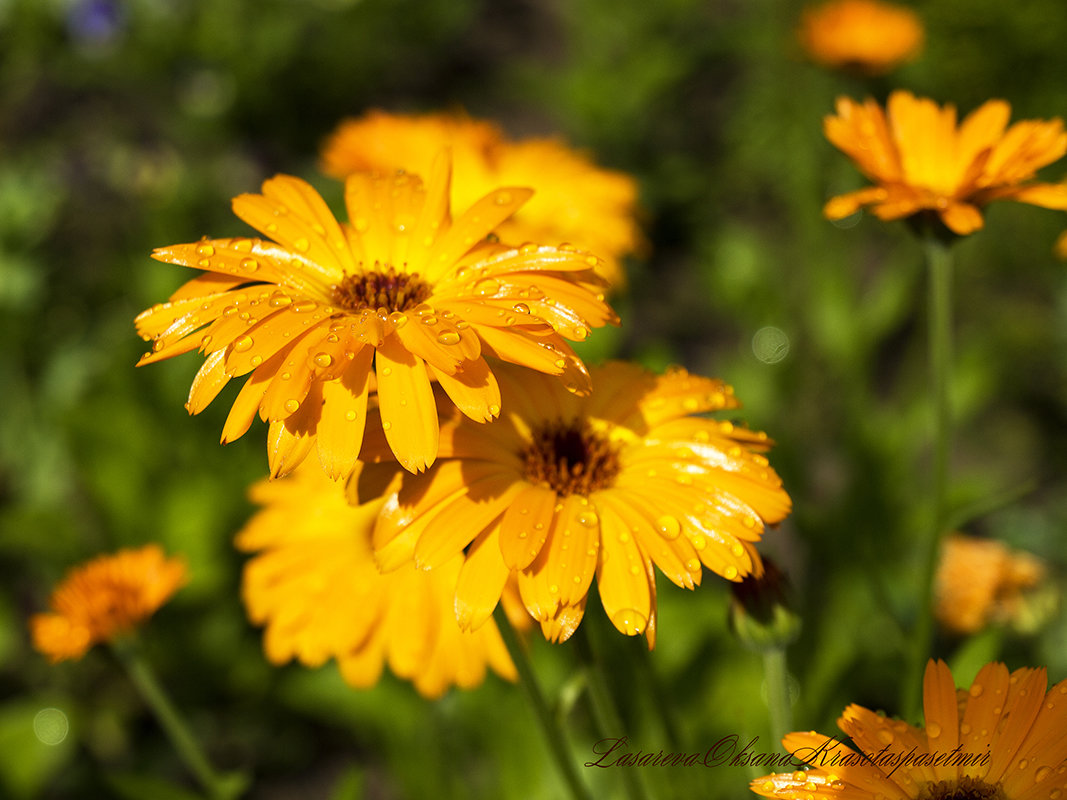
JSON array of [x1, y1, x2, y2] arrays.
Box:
[[751, 659, 1067, 800], [31, 545, 187, 663], [237, 464, 522, 698], [136, 155, 617, 478], [361, 361, 792, 646], [798, 0, 923, 75], [936, 534, 1048, 635], [824, 90, 1067, 236], [320, 110, 642, 288]]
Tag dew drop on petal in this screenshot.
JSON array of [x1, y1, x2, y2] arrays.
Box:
[[1036, 766, 1052, 782], [284, 399, 300, 413], [381, 367, 392, 377], [611, 609, 647, 635], [344, 410, 357, 421], [293, 237, 310, 252], [577, 511, 599, 528], [724, 565, 738, 580], [196, 243, 215, 257], [437, 331, 461, 345], [233, 336, 254, 352], [877, 729, 894, 745], [389, 312, 408, 329], [970, 684, 984, 698], [792, 771, 806, 782], [656, 515, 681, 540], [240, 257, 258, 272], [513, 302, 530, 314], [494, 191, 512, 205], [382, 421, 392, 431], [313, 352, 333, 368], [250, 355, 263, 367], [488, 404, 501, 416], [475, 279, 500, 296], [927, 722, 942, 739]]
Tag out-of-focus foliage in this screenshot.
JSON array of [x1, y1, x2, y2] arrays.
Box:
[[3, 0, 1067, 797]]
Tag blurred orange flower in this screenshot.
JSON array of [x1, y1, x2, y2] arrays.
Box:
[[362, 361, 791, 647], [935, 534, 1048, 635], [320, 110, 643, 289], [798, 0, 923, 74], [824, 90, 1067, 235], [237, 464, 523, 698], [137, 156, 616, 478], [31, 545, 187, 663], [751, 659, 1067, 800]]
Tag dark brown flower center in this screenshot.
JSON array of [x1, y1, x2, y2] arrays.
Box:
[[332, 265, 431, 312], [522, 421, 621, 496], [920, 778, 1004, 800]]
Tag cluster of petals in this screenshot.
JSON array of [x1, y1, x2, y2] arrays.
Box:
[[798, 0, 923, 75], [136, 154, 617, 478], [319, 109, 643, 288], [357, 361, 792, 646], [935, 534, 1047, 635], [824, 90, 1067, 235], [751, 659, 1067, 800], [31, 545, 187, 663], [237, 464, 522, 698]]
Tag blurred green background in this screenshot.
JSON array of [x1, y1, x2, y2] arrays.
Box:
[[3, 0, 1067, 797]]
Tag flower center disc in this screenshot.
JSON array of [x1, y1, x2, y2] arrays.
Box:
[[921, 778, 1005, 800], [333, 265, 431, 312], [522, 422, 621, 497]]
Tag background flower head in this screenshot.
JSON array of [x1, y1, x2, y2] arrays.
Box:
[[320, 110, 643, 289], [935, 534, 1051, 635], [798, 0, 923, 75], [31, 545, 187, 663], [751, 659, 1067, 800], [137, 155, 617, 478], [237, 463, 522, 698], [824, 90, 1067, 236], [362, 361, 792, 646]]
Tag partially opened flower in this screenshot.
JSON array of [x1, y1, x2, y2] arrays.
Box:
[[751, 659, 1067, 800], [31, 545, 187, 663], [362, 361, 792, 646], [237, 463, 521, 698], [824, 90, 1067, 236], [136, 155, 617, 478], [798, 0, 923, 75], [320, 110, 643, 288], [936, 534, 1049, 635]]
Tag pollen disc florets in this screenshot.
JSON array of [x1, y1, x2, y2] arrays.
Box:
[[332, 265, 432, 312], [522, 421, 621, 496]]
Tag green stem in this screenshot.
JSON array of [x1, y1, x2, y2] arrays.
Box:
[[574, 628, 656, 800], [762, 647, 793, 751], [112, 639, 240, 800], [904, 234, 954, 719], [492, 607, 593, 800], [633, 644, 685, 754]]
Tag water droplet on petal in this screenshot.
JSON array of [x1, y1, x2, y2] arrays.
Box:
[[577, 511, 599, 528], [611, 609, 647, 635], [284, 399, 300, 413], [196, 243, 215, 257], [381, 366, 392, 377], [233, 335, 254, 352], [389, 312, 408, 329], [293, 237, 310, 252], [724, 565, 738, 580], [344, 410, 357, 421], [656, 515, 681, 540], [292, 300, 317, 313], [927, 722, 942, 739], [313, 352, 333, 368], [382, 421, 392, 431], [1036, 766, 1052, 782], [970, 684, 984, 697], [437, 331, 461, 345], [475, 279, 500, 296], [877, 729, 894, 745], [488, 404, 501, 416], [240, 257, 258, 271], [513, 302, 530, 314], [494, 191, 512, 205]]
